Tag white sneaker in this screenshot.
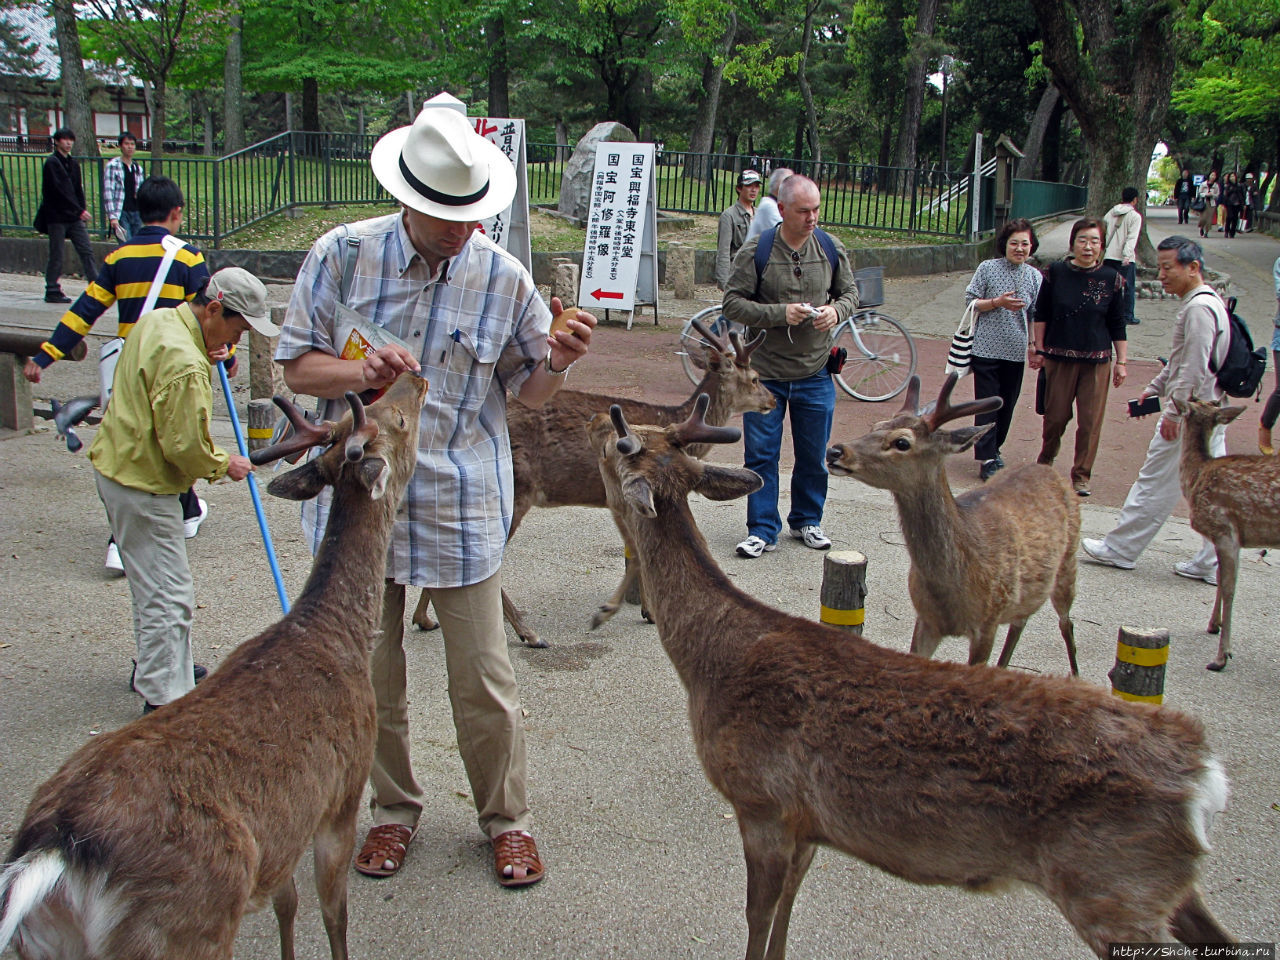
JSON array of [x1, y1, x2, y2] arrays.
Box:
[[183, 497, 209, 539], [790, 525, 832, 550], [105, 541, 124, 575], [1080, 538, 1135, 570], [1173, 559, 1218, 586], [735, 535, 777, 559]]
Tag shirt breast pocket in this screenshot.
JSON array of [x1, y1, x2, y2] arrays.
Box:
[[439, 325, 503, 408]]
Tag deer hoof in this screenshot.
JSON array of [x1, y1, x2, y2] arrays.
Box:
[[591, 605, 619, 632], [1206, 654, 1230, 672], [521, 632, 549, 649], [641, 607, 654, 624], [1207, 621, 1221, 635], [412, 612, 440, 631]]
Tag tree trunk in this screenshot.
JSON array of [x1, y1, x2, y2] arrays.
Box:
[[891, 0, 940, 172], [302, 77, 319, 132], [149, 75, 167, 174], [487, 16, 509, 117], [1041, 94, 1067, 182], [797, 0, 821, 165], [50, 0, 98, 157], [1017, 84, 1059, 180], [223, 11, 245, 154], [683, 13, 737, 180], [1030, 0, 1177, 265], [555, 118, 569, 161]]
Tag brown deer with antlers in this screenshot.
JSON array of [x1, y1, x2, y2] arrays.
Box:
[[1175, 397, 1280, 671], [412, 315, 775, 646], [589, 395, 1231, 960], [825, 373, 1080, 674], [0, 374, 428, 960]]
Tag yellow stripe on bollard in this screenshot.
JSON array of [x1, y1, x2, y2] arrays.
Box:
[[247, 427, 274, 439], [820, 604, 864, 627], [1112, 689, 1164, 704], [1115, 643, 1169, 668]]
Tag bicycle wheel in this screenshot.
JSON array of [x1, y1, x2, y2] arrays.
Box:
[[833, 312, 917, 402], [678, 306, 747, 385]]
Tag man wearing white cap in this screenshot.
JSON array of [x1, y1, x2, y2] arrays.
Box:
[[88, 267, 273, 713], [276, 105, 596, 887]]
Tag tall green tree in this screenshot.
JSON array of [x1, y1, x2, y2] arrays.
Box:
[[1029, 0, 1179, 259], [49, 0, 99, 156]]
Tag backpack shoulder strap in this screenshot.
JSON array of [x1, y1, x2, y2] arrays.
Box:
[[1190, 290, 1229, 373], [339, 234, 362, 306], [753, 225, 777, 295], [814, 227, 838, 276]]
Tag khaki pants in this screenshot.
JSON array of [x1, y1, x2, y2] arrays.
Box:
[[370, 573, 530, 840], [1037, 358, 1112, 488], [94, 470, 195, 706]]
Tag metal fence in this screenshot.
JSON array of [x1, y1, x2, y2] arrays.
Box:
[[1, 133, 1086, 247]]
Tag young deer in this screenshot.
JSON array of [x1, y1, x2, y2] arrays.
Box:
[[412, 315, 774, 646], [825, 373, 1080, 674], [0, 373, 428, 960], [589, 396, 1231, 960], [1175, 397, 1280, 671]]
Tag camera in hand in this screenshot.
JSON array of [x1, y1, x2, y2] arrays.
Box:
[[1127, 395, 1161, 418]]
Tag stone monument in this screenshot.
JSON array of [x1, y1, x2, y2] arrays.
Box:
[[557, 121, 637, 225]]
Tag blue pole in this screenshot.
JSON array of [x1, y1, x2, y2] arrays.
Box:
[[217, 361, 290, 613]]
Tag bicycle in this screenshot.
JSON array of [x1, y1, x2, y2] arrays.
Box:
[[675, 266, 916, 402]]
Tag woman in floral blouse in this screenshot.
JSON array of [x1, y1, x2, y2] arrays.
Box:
[[964, 218, 1042, 481]]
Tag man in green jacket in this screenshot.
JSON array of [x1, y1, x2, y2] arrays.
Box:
[[88, 267, 277, 713]]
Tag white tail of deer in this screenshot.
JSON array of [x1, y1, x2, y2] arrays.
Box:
[[589, 394, 1231, 959], [1175, 396, 1280, 671], [0, 373, 428, 960], [412, 314, 774, 646], [826, 373, 1080, 673]]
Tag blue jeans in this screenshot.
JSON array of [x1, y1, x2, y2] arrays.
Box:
[[120, 209, 144, 239], [742, 372, 835, 543]]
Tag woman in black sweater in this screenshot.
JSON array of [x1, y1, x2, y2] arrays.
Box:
[[1029, 218, 1128, 496]]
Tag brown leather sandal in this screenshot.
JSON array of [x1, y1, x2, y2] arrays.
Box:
[[354, 823, 414, 878], [493, 830, 545, 887]]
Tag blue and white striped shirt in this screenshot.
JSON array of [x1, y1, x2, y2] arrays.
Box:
[[275, 212, 552, 588]]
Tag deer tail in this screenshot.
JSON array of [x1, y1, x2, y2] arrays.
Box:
[[0, 849, 65, 950]]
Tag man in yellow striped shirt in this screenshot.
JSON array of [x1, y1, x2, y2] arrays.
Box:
[[24, 176, 215, 571]]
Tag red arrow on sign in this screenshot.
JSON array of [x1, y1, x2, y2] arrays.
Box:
[[591, 289, 624, 300]]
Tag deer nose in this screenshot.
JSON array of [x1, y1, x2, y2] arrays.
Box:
[[825, 445, 844, 466]]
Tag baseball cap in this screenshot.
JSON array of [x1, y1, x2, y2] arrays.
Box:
[[737, 169, 762, 187], [206, 267, 279, 336]]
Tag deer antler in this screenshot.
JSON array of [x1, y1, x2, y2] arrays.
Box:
[[898, 375, 923, 417], [673, 393, 742, 447], [922, 373, 1001, 432], [251, 396, 334, 465], [343, 392, 380, 461], [609, 404, 643, 455], [689, 315, 731, 355], [728, 328, 765, 365]]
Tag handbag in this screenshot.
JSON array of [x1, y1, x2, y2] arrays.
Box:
[[1191, 197, 1206, 212], [945, 300, 978, 378], [33, 205, 48, 234], [1035, 367, 1047, 416]]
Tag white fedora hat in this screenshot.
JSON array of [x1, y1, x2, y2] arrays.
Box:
[[370, 107, 516, 222]]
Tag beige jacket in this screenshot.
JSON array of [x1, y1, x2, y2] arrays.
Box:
[[1147, 284, 1227, 421]]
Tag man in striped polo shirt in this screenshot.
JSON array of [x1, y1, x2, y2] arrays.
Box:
[[25, 176, 214, 572]]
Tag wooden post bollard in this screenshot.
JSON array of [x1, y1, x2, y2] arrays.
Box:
[[247, 398, 277, 452], [249, 311, 285, 401], [820, 550, 867, 635], [1108, 626, 1169, 704], [623, 545, 642, 605], [0, 353, 33, 431], [552, 258, 579, 307]]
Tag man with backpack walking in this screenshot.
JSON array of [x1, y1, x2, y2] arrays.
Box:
[[722, 174, 859, 558], [1081, 236, 1232, 584]]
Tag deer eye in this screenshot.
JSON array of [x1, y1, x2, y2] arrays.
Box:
[[893, 437, 912, 451]]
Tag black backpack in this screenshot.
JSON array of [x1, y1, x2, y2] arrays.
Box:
[[1198, 293, 1267, 399]]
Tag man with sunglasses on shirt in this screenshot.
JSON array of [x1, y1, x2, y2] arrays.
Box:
[[722, 174, 859, 559]]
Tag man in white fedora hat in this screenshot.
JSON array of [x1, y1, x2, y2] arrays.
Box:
[[275, 104, 596, 887]]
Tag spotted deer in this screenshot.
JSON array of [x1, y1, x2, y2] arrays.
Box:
[[825, 373, 1080, 673], [412, 315, 775, 646], [0, 374, 428, 960], [588, 395, 1231, 960], [1175, 397, 1280, 671]]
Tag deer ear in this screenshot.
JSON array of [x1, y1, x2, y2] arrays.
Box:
[[356, 458, 390, 499], [1218, 405, 1247, 426], [695, 465, 763, 501], [267, 459, 330, 501], [622, 477, 656, 517], [941, 423, 993, 454]]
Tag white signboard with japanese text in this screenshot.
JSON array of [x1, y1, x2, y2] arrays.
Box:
[[472, 116, 532, 271], [578, 143, 658, 314]]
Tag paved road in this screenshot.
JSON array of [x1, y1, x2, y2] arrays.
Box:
[[1, 209, 1278, 958]]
